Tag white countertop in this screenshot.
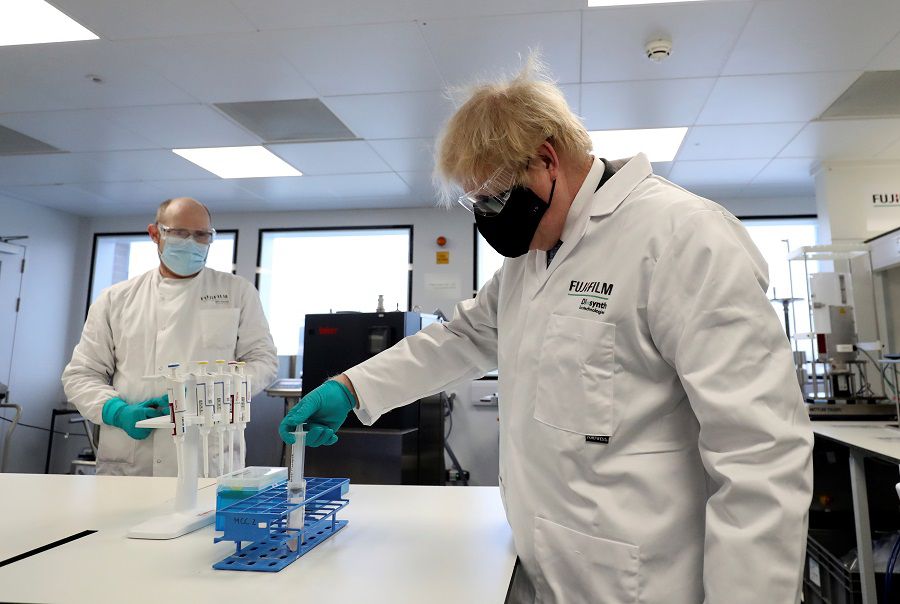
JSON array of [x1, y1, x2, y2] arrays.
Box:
[[812, 421, 900, 462], [0, 475, 516, 604]]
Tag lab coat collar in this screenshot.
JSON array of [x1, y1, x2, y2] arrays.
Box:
[[525, 157, 605, 298], [560, 155, 607, 243], [588, 152, 652, 218], [525, 154, 652, 299]]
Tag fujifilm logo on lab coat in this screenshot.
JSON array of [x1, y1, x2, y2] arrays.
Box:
[[569, 280, 614, 317], [201, 293, 230, 304]]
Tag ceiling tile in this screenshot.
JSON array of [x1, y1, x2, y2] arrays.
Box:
[[750, 158, 817, 185], [420, 11, 582, 86], [696, 72, 861, 125], [779, 119, 900, 160], [324, 91, 455, 139], [581, 79, 715, 130], [145, 179, 263, 207], [0, 184, 107, 208], [869, 33, 900, 70], [398, 171, 440, 201], [50, 0, 256, 40], [668, 159, 768, 187], [581, 2, 754, 82], [0, 110, 155, 152], [323, 173, 411, 198], [78, 150, 217, 181], [0, 153, 106, 186], [268, 141, 390, 175], [103, 105, 260, 148], [275, 23, 443, 96], [76, 181, 170, 205], [676, 123, 805, 161], [0, 41, 196, 109], [403, 0, 587, 20], [369, 139, 436, 173], [738, 182, 816, 198], [230, 0, 410, 29], [234, 176, 335, 202], [723, 0, 900, 75], [122, 33, 318, 104]]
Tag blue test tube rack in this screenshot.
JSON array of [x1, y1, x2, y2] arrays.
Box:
[[213, 477, 350, 572]]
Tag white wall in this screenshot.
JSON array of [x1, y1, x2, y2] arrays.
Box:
[[718, 196, 817, 218], [0, 195, 88, 474]]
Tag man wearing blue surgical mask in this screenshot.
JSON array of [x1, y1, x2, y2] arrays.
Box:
[[63, 198, 277, 476]]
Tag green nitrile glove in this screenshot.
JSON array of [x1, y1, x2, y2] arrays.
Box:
[[279, 380, 356, 447], [101, 396, 169, 440]]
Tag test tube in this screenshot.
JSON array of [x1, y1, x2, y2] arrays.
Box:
[[287, 426, 306, 532]]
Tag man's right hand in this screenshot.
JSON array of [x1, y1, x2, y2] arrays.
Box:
[[101, 396, 169, 440], [279, 380, 356, 447]]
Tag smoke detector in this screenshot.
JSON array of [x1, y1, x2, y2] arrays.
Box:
[[645, 38, 672, 63]]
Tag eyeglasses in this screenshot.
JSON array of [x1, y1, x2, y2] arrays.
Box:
[[456, 166, 520, 217], [158, 224, 216, 244]]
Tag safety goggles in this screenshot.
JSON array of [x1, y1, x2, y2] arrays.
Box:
[[456, 166, 520, 217], [158, 224, 216, 245]]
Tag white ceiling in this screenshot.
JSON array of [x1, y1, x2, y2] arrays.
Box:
[[0, 0, 899, 216]]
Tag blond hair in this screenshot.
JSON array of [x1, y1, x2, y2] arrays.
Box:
[[435, 54, 592, 203]]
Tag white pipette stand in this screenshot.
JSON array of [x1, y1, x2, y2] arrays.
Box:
[[127, 363, 215, 540]]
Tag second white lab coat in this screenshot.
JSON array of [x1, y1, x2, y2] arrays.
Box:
[[345, 154, 814, 603], [62, 267, 278, 477]]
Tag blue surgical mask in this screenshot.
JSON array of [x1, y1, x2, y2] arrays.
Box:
[[160, 237, 209, 277]]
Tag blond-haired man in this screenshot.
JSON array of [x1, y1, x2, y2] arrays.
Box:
[[64, 197, 277, 476], [279, 63, 813, 603]]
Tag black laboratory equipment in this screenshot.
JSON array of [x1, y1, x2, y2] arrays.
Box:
[[301, 311, 445, 485]]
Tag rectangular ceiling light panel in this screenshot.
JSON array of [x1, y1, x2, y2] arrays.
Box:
[[589, 127, 688, 162], [0, 0, 98, 46], [173, 146, 302, 179]]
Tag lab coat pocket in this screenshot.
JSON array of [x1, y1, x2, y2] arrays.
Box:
[[97, 424, 136, 465], [200, 308, 240, 353], [534, 315, 615, 436], [534, 516, 640, 604]]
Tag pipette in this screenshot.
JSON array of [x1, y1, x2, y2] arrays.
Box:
[[164, 364, 187, 478], [213, 360, 229, 476], [196, 361, 213, 478], [230, 362, 250, 466], [287, 426, 307, 535]]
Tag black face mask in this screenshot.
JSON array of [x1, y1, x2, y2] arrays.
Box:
[[474, 180, 556, 258]]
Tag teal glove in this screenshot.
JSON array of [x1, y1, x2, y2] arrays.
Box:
[[279, 380, 356, 447], [102, 395, 169, 440]]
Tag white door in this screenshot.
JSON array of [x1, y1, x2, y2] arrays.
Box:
[[0, 242, 25, 389]]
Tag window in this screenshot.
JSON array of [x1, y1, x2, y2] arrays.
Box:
[[257, 227, 412, 356], [88, 231, 237, 306], [740, 216, 819, 361], [475, 216, 818, 335], [475, 226, 504, 293]]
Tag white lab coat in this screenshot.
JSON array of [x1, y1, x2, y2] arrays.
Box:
[[62, 267, 277, 477], [345, 154, 814, 603]]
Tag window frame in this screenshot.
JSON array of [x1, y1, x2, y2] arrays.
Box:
[[254, 224, 415, 317], [86, 228, 239, 316]]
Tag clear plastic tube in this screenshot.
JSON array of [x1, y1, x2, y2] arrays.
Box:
[[288, 427, 306, 531]]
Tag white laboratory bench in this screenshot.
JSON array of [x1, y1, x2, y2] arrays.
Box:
[[811, 421, 900, 604], [0, 474, 516, 604]]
